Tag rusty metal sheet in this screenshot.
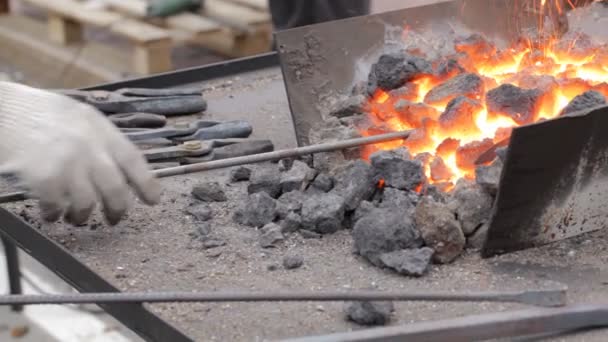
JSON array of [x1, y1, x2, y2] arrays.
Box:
[[274, 0, 539, 146], [482, 105, 608, 257]]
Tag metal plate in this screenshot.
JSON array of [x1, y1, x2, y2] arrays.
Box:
[[483, 106, 608, 257], [275, 0, 539, 146]]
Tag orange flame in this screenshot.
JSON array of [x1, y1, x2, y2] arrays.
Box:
[[360, 25, 608, 189]]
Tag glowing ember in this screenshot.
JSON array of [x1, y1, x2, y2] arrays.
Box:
[[360, 28, 608, 189]]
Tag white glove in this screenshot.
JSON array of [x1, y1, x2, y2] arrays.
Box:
[[0, 82, 161, 225]]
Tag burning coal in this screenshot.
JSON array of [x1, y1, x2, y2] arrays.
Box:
[[354, 29, 608, 190]]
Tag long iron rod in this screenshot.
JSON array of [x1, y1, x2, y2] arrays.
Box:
[[0, 131, 411, 203], [281, 305, 608, 342], [0, 289, 566, 307]]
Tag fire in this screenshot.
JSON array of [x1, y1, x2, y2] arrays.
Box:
[[360, 27, 608, 189]]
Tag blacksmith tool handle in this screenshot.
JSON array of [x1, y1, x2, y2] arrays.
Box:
[[56, 89, 207, 115], [0, 130, 412, 204], [115, 88, 202, 97], [125, 120, 220, 141], [109, 113, 167, 129]]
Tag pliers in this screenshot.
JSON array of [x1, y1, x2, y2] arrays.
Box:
[[56, 88, 207, 115]]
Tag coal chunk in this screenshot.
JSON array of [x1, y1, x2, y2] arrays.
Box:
[[283, 255, 304, 270], [436, 58, 465, 78], [191, 182, 227, 202], [353, 207, 423, 266], [331, 161, 376, 211], [486, 84, 542, 125], [394, 100, 441, 127], [456, 138, 495, 174], [560, 90, 607, 116], [259, 223, 284, 248], [415, 196, 465, 264], [248, 165, 282, 198], [233, 192, 277, 228], [280, 212, 302, 233], [454, 34, 496, 56], [424, 73, 484, 107], [379, 247, 434, 277], [467, 223, 489, 250], [345, 301, 394, 326], [184, 204, 213, 222], [430, 156, 454, 182], [230, 166, 251, 182], [448, 180, 493, 236], [301, 193, 346, 234], [475, 158, 503, 196], [370, 150, 424, 191], [280, 160, 317, 193], [202, 238, 226, 249], [311, 173, 335, 193], [368, 53, 432, 93], [276, 190, 305, 219], [388, 83, 419, 101], [330, 95, 367, 118], [379, 188, 417, 214], [352, 200, 376, 225], [439, 96, 483, 137]]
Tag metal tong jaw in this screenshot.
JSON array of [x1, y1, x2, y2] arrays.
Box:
[[142, 139, 275, 163], [56, 88, 207, 115], [125, 120, 253, 142]]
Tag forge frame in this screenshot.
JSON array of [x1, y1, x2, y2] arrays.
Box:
[[275, 1, 608, 255]]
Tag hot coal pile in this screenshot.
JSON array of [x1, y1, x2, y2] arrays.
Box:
[[331, 31, 608, 192], [228, 146, 501, 276], [224, 30, 608, 275]]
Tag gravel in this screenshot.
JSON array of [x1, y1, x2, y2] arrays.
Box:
[[282, 255, 304, 270], [191, 182, 227, 202], [344, 301, 394, 326], [230, 167, 252, 182]]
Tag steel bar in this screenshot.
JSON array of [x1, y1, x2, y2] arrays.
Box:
[[0, 288, 566, 307], [0, 131, 411, 203], [1, 237, 23, 312], [280, 305, 608, 342], [154, 130, 412, 177]]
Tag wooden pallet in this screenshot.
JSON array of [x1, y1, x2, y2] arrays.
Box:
[[104, 0, 272, 58], [5, 0, 272, 78]]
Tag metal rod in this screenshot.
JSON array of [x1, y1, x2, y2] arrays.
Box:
[[0, 131, 411, 203], [0, 289, 566, 307], [153, 130, 411, 177], [280, 305, 608, 342]]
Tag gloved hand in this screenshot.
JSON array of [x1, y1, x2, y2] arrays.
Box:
[[0, 82, 161, 225]]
